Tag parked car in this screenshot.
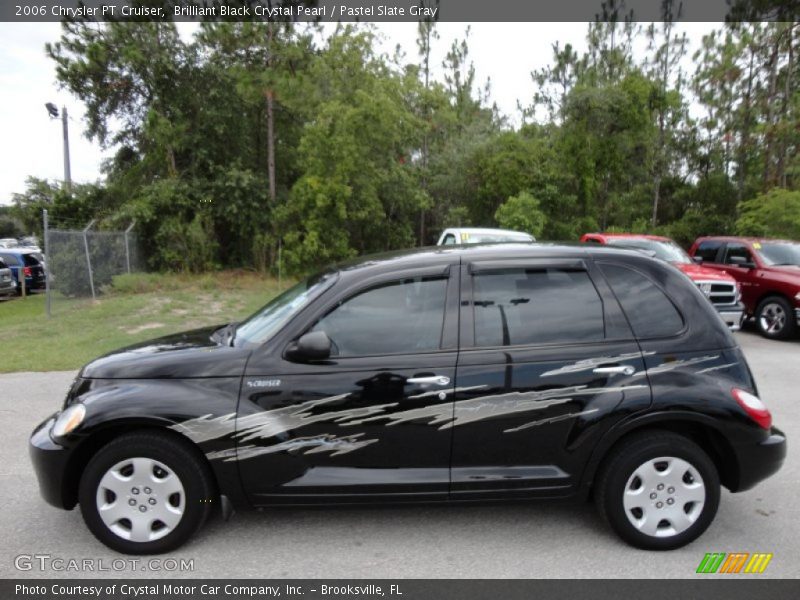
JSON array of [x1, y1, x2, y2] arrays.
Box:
[[30, 244, 785, 554], [689, 236, 800, 340], [0, 249, 46, 294], [18, 236, 42, 253], [0, 258, 16, 298], [437, 227, 535, 245], [0, 238, 19, 248], [580, 233, 744, 329]]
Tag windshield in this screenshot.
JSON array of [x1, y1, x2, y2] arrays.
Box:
[[233, 271, 338, 347], [610, 239, 692, 264], [757, 242, 800, 266]]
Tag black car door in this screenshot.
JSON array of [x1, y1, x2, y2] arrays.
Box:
[[450, 258, 651, 499], [238, 264, 460, 504]]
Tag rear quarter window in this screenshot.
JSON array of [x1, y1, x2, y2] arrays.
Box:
[[599, 263, 684, 338], [0, 254, 19, 266]]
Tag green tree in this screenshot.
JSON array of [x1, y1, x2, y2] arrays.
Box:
[[278, 28, 426, 272], [494, 192, 547, 238], [736, 188, 800, 239]]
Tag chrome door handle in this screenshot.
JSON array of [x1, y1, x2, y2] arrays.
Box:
[[592, 365, 636, 376], [407, 375, 451, 386]]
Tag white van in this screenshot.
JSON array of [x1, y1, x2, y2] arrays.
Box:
[[436, 227, 535, 246]]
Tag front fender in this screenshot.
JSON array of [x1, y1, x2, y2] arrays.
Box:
[[54, 377, 248, 509]]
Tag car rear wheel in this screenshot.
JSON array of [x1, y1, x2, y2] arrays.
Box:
[[596, 431, 720, 550], [756, 296, 796, 340], [78, 431, 215, 554]]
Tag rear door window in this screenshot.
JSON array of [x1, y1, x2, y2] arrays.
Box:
[[471, 267, 605, 347], [0, 254, 19, 266], [599, 263, 684, 338], [695, 241, 722, 263]]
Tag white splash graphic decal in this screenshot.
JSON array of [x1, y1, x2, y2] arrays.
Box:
[[205, 433, 378, 462], [646, 355, 721, 375], [696, 362, 737, 375], [173, 383, 647, 461], [504, 409, 600, 433], [540, 352, 654, 377]]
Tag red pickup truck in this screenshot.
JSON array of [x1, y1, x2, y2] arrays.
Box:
[[581, 233, 744, 329], [689, 236, 800, 340]]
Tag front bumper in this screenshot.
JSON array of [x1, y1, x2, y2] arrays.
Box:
[[29, 414, 75, 509], [0, 279, 15, 296], [715, 302, 745, 331], [733, 427, 787, 492]]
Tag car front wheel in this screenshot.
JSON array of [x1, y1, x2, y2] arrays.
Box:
[[78, 431, 215, 554], [596, 431, 720, 550], [756, 296, 796, 340]]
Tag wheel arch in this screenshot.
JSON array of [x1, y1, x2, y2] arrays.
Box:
[[754, 290, 792, 311], [61, 420, 222, 510], [580, 412, 740, 497]]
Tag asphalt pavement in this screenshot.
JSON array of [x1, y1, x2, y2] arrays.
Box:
[[1, 327, 797, 579]]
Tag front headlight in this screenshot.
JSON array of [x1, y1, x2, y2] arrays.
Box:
[[52, 403, 86, 438]]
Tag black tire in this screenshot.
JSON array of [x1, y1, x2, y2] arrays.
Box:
[[756, 296, 796, 340], [595, 431, 720, 550], [78, 431, 215, 554]]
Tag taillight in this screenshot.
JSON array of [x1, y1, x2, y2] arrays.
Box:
[[23, 266, 32, 277], [732, 388, 772, 429]]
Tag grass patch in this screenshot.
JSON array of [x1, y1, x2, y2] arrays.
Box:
[[0, 271, 287, 373]]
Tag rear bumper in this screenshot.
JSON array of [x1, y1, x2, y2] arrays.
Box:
[[26, 275, 46, 291], [732, 427, 787, 492], [715, 302, 745, 331], [29, 414, 75, 509]]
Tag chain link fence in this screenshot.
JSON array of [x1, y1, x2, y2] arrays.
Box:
[[44, 218, 142, 314]]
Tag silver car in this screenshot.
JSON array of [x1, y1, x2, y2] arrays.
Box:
[[0, 258, 16, 298]]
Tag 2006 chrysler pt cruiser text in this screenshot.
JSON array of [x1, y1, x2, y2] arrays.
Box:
[[30, 244, 786, 554]]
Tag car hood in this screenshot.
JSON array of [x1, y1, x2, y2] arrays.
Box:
[[80, 325, 251, 379], [673, 262, 736, 282], [758, 265, 800, 284]]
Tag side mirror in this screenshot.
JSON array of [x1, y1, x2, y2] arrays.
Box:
[[728, 256, 756, 269], [691, 256, 703, 264], [286, 331, 331, 362]]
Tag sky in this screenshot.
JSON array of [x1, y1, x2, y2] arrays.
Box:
[[0, 21, 719, 207]]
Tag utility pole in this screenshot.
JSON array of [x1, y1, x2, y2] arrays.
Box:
[[45, 102, 72, 193], [43, 209, 51, 318], [61, 106, 71, 193]]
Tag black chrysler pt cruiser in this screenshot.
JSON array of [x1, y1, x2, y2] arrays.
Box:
[[30, 244, 786, 554]]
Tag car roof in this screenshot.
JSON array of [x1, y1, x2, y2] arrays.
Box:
[[332, 242, 651, 276], [0, 248, 39, 256], [583, 232, 671, 242], [446, 227, 532, 236], [695, 236, 798, 245]]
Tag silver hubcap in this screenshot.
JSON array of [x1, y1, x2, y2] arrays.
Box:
[[623, 456, 705, 538], [96, 457, 185, 543], [759, 303, 786, 334]]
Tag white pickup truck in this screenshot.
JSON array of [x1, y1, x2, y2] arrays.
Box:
[[436, 227, 535, 246]]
